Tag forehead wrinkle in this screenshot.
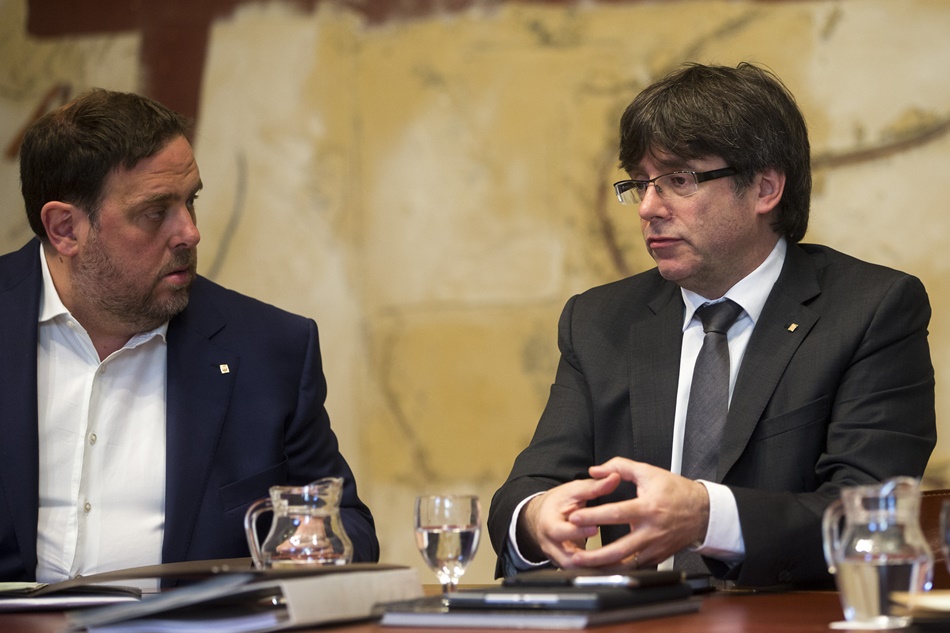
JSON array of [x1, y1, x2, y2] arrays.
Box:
[[636, 147, 719, 177], [648, 149, 691, 171], [124, 174, 202, 210]]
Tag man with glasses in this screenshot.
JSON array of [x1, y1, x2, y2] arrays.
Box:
[[488, 63, 936, 588]]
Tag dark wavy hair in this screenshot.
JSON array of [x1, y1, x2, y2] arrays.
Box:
[[618, 62, 811, 242], [20, 88, 190, 240]]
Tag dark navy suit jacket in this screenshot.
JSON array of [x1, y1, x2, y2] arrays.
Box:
[[0, 240, 379, 581]]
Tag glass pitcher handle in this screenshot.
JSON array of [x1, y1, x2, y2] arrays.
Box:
[[244, 497, 273, 569], [822, 498, 844, 574]]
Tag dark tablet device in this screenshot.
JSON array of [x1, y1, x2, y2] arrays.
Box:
[[684, 573, 717, 594], [503, 568, 684, 589], [446, 583, 693, 612]]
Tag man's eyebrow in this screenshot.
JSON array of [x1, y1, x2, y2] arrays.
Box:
[[655, 159, 691, 172], [636, 151, 693, 174], [134, 181, 203, 206], [135, 192, 174, 206]]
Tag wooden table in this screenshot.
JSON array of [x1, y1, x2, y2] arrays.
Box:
[[0, 590, 916, 633]]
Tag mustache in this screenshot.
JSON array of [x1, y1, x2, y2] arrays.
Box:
[[158, 249, 197, 278]]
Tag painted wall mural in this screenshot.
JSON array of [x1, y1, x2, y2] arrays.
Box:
[[2, 0, 949, 583]]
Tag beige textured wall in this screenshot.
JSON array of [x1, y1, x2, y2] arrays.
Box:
[[2, 0, 949, 584]]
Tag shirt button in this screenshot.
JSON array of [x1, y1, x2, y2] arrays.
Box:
[[89, 433, 97, 445], [83, 502, 92, 513]]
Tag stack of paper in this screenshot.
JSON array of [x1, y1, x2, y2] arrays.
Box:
[[0, 581, 141, 611], [891, 590, 950, 624], [65, 564, 422, 632]]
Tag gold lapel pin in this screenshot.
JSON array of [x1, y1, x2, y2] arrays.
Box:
[[787, 323, 799, 332], [219, 364, 230, 374]]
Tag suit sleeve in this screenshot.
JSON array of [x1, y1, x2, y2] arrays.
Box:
[[722, 273, 936, 586], [488, 295, 596, 577], [288, 319, 380, 562]]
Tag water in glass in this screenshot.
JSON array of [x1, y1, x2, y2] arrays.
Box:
[[414, 495, 481, 594]]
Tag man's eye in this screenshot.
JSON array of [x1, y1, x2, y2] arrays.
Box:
[[666, 175, 689, 188]]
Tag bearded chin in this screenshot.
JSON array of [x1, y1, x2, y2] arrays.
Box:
[[145, 286, 191, 322], [107, 278, 192, 333], [74, 236, 195, 333]]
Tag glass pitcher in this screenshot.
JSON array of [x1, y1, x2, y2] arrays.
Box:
[[822, 477, 933, 629], [244, 477, 354, 569]]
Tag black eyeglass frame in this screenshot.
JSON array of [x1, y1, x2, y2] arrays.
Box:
[[613, 167, 737, 204]]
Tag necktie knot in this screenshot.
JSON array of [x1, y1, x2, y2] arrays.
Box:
[[696, 299, 743, 335]]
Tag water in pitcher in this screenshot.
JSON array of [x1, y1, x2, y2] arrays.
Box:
[[834, 558, 924, 627], [823, 477, 933, 629], [245, 478, 354, 568], [264, 511, 348, 567]]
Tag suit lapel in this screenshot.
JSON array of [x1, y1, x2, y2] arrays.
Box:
[[162, 282, 238, 563], [0, 242, 42, 577], [0, 248, 240, 569], [629, 283, 683, 469], [718, 244, 822, 480]]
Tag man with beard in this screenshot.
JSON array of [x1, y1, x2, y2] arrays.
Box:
[[0, 89, 379, 586]]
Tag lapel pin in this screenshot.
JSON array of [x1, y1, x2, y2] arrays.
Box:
[[219, 364, 230, 374], [787, 323, 799, 332]]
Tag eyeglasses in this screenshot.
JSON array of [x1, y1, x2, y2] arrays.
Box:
[[613, 167, 737, 205]]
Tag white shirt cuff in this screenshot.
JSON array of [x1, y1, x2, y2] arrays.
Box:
[[694, 480, 745, 563], [506, 493, 551, 571]]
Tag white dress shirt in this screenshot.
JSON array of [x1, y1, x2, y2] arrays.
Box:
[[36, 244, 167, 588], [507, 239, 788, 570]]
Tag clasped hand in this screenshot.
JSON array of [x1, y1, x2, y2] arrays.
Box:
[[518, 457, 710, 569]]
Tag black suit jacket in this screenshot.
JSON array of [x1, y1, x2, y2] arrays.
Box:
[[488, 243, 936, 587], [0, 240, 379, 581]]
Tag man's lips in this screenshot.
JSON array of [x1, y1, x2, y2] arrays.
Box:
[[646, 236, 682, 250], [162, 266, 195, 285], [160, 251, 197, 285]]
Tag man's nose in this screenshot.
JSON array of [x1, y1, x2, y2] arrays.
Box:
[[172, 206, 201, 249], [637, 184, 668, 221]]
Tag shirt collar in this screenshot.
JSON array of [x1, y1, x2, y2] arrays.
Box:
[[38, 242, 69, 324], [680, 237, 788, 331], [37, 242, 169, 344]]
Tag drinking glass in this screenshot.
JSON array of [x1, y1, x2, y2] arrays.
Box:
[[414, 494, 481, 594]]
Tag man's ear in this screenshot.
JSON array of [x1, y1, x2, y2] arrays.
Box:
[[754, 167, 786, 216], [40, 201, 84, 257]]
